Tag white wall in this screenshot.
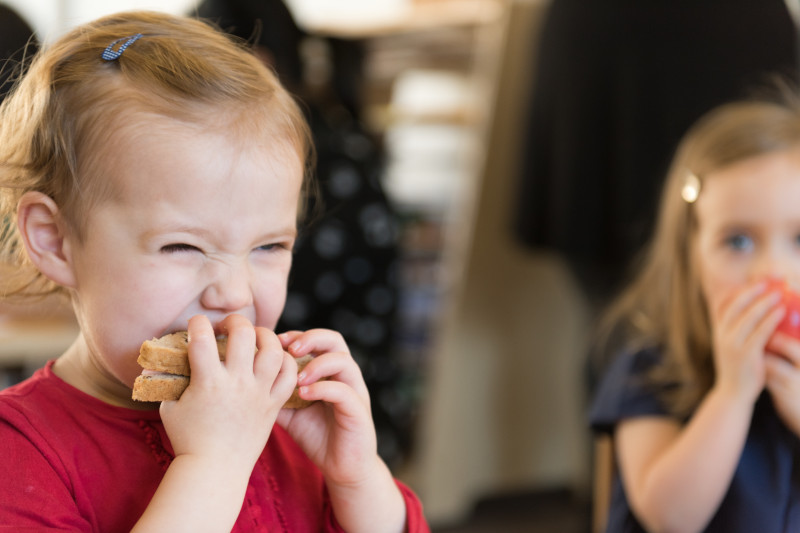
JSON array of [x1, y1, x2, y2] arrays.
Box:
[[5, 0, 418, 43], [3, 0, 199, 42], [3, 0, 62, 41]]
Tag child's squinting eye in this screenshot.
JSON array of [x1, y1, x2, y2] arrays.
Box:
[[160, 243, 200, 253], [256, 243, 289, 252], [724, 233, 753, 252]]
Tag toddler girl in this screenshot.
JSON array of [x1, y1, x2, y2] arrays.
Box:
[[591, 89, 800, 532], [0, 10, 428, 532]]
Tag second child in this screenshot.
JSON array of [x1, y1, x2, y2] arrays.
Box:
[[591, 91, 800, 532]]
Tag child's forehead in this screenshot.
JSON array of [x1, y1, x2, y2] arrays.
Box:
[[81, 109, 301, 200], [66, 76, 310, 219], [107, 99, 274, 138], [693, 149, 800, 223], [704, 147, 800, 184], [95, 105, 298, 162]]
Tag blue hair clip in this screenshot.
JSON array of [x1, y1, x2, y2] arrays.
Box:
[[101, 33, 143, 61]]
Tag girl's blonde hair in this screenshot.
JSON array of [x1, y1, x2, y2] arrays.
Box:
[[597, 86, 800, 417], [0, 10, 314, 299]]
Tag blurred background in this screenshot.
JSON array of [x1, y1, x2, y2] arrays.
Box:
[[2, 1, 797, 531]]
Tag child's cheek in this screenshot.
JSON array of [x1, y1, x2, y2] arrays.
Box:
[[254, 279, 289, 330], [702, 280, 739, 323]]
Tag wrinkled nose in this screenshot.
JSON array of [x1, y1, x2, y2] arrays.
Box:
[[201, 262, 253, 312]]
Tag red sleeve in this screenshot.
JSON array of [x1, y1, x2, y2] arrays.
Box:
[[324, 479, 430, 532], [396, 480, 431, 533]]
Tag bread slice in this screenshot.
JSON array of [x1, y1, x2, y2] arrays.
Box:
[[131, 372, 313, 407], [132, 373, 189, 402], [131, 331, 315, 408], [137, 332, 228, 376]]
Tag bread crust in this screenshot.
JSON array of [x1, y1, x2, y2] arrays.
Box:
[[132, 331, 315, 408], [132, 373, 313, 408]]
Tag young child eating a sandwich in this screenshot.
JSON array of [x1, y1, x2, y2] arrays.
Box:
[[0, 10, 428, 532]]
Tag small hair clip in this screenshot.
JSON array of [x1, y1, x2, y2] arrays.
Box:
[[681, 171, 701, 203], [101, 33, 143, 61]]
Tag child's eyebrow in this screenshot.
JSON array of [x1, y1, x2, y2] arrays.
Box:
[[139, 225, 213, 241], [139, 224, 297, 243]]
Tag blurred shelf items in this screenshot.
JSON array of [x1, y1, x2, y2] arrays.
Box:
[[311, 1, 592, 528], [0, 299, 79, 389], [293, 0, 509, 490], [293, 1, 585, 527], [289, 0, 507, 466]]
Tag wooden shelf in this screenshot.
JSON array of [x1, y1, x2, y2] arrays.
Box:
[[0, 317, 79, 367]]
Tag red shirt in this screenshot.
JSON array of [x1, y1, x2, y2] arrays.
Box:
[[0, 361, 429, 532]]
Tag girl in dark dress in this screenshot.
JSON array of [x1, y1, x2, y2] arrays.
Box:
[[590, 90, 800, 532]]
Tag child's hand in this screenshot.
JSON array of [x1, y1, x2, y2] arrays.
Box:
[[160, 314, 298, 471], [136, 315, 299, 531], [765, 332, 800, 436], [710, 282, 784, 403], [275, 329, 406, 533], [276, 329, 377, 484]]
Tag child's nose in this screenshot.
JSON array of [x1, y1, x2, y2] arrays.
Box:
[[753, 251, 790, 281], [201, 263, 253, 312]]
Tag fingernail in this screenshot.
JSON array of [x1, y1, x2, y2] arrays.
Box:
[[299, 386, 309, 396], [289, 341, 302, 353], [297, 372, 306, 384]]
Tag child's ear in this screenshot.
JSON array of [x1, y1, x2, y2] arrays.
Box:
[[16, 191, 77, 288]]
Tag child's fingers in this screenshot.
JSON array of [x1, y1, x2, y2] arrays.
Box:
[[217, 314, 257, 374], [750, 301, 787, 346], [765, 354, 798, 393], [727, 289, 782, 344], [273, 352, 299, 402], [298, 379, 369, 420], [715, 281, 768, 325], [282, 328, 349, 357], [253, 327, 287, 376], [297, 351, 369, 400], [254, 327, 298, 398], [277, 330, 303, 350], [186, 314, 222, 381], [767, 332, 800, 366], [277, 328, 369, 403]]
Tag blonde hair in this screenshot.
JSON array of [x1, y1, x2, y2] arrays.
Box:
[[597, 88, 800, 417], [0, 10, 314, 299]]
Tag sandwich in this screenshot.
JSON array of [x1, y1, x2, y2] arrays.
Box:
[[131, 331, 314, 408]]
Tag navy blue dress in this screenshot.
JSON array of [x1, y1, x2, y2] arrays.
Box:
[[589, 348, 800, 532]]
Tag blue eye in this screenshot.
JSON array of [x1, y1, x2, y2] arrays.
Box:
[[724, 234, 753, 252]]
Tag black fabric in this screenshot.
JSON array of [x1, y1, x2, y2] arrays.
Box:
[[0, 5, 38, 101], [194, 0, 365, 119], [195, 0, 304, 87], [515, 0, 799, 299], [277, 105, 410, 466]]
